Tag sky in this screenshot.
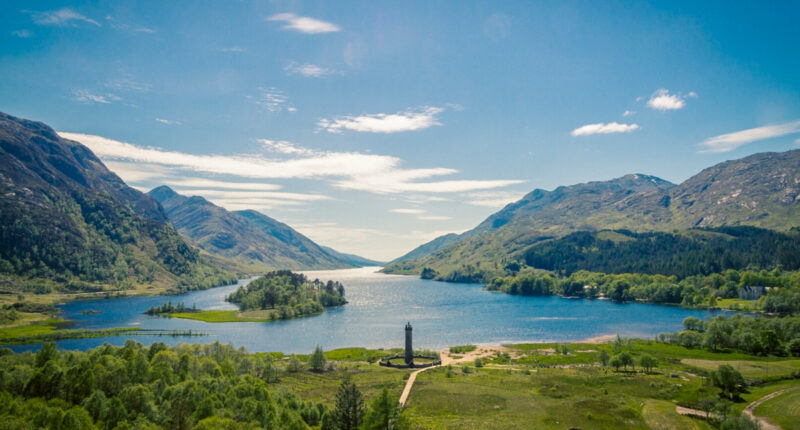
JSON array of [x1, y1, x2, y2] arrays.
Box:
[[1, 1, 799, 261]]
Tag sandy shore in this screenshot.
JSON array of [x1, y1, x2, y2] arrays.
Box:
[[578, 334, 617, 344]]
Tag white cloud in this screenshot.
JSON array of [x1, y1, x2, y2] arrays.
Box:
[[32, 8, 100, 27], [284, 61, 338, 78], [155, 118, 181, 126], [221, 46, 246, 52], [12, 29, 32, 38], [105, 79, 151, 92], [319, 106, 444, 134], [646, 88, 694, 111], [104, 15, 154, 34], [418, 215, 452, 221], [257, 139, 315, 156], [698, 120, 800, 153], [249, 87, 294, 113], [102, 161, 169, 182], [622, 110, 636, 117], [391, 208, 426, 215], [571, 122, 639, 136], [464, 191, 525, 208], [58, 132, 522, 195], [267, 13, 341, 34], [72, 89, 120, 104], [166, 178, 282, 191]]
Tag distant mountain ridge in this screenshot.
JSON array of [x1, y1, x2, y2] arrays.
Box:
[[320, 246, 385, 267], [149, 186, 374, 272], [0, 112, 233, 291], [385, 150, 800, 276]]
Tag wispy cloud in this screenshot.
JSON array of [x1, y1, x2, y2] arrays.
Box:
[[464, 191, 525, 208], [284, 61, 338, 78], [105, 78, 151, 92], [104, 15, 154, 34], [418, 215, 452, 221], [257, 139, 315, 156], [646, 89, 696, 111], [319, 106, 444, 134], [267, 13, 341, 34], [698, 120, 800, 153], [249, 87, 294, 113], [622, 110, 636, 117], [571, 122, 639, 136], [391, 208, 426, 214], [31, 8, 100, 27], [58, 132, 522, 195], [155, 118, 181, 126], [72, 89, 119, 104], [167, 178, 282, 191], [221, 46, 246, 53], [12, 29, 32, 38]]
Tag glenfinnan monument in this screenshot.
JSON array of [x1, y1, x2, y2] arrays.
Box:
[[404, 322, 413, 365], [379, 322, 440, 369]]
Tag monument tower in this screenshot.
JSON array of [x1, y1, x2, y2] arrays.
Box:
[[404, 322, 413, 365]]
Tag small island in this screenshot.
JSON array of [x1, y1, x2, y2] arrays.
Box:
[[145, 270, 347, 322]]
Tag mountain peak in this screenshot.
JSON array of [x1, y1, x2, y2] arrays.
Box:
[[148, 185, 178, 202]]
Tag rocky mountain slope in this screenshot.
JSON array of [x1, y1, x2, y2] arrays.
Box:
[[0, 112, 233, 292], [149, 186, 363, 272], [385, 150, 800, 277]]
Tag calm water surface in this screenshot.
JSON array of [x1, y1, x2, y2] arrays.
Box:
[[12, 267, 720, 353]]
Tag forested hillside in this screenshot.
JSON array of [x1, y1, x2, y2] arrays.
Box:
[[149, 186, 355, 272], [0, 112, 234, 294], [385, 150, 800, 279]]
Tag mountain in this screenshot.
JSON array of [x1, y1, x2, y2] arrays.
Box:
[[319, 246, 385, 267], [385, 150, 800, 278], [148, 186, 357, 272], [0, 112, 234, 292]]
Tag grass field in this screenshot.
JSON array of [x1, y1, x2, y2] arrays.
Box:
[[715, 298, 759, 311], [680, 358, 800, 378], [753, 386, 800, 429], [169, 309, 276, 322], [273, 362, 410, 406], [642, 400, 713, 430], [404, 364, 712, 429]]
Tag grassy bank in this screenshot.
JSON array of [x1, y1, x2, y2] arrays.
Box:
[[0, 318, 206, 345]]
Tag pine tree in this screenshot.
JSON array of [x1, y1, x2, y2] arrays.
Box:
[[332, 377, 364, 430]]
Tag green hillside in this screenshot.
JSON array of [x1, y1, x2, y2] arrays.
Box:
[[385, 151, 800, 279], [0, 112, 234, 296], [149, 186, 356, 272]]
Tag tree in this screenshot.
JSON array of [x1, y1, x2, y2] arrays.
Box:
[[599, 349, 610, 367], [609, 356, 623, 372], [683, 316, 704, 332], [617, 352, 634, 371], [712, 365, 745, 399], [703, 319, 732, 351], [362, 388, 397, 430], [638, 354, 657, 373], [310, 345, 326, 373], [332, 377, 364, 430]]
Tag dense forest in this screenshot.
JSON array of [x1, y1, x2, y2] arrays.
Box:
[[0, 341, 404, 429], [226, 271, 347, 320], [659, 314, 800, 357], [486, 268, 800, 313], [522, 227, 800, 278]]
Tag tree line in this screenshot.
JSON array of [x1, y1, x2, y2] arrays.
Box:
[[226, 271, 347, 320], [0, 341, 407, 429]]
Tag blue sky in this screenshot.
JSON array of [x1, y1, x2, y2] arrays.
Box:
[[2, 1, 799, 260]]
